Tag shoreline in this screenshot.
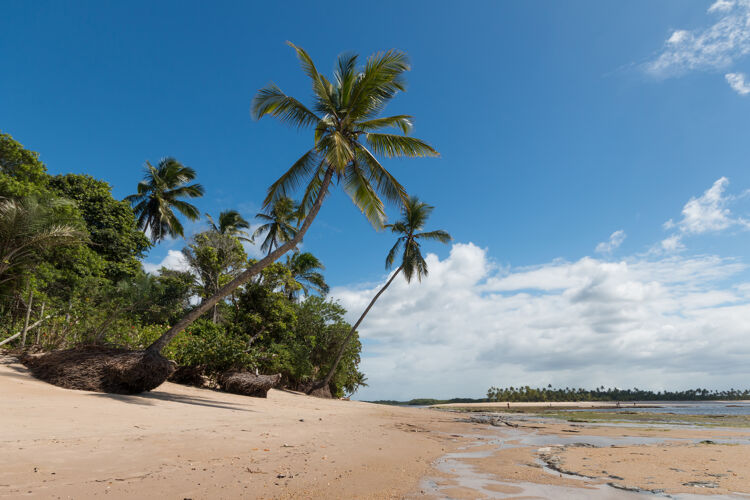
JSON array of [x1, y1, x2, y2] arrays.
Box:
[[3, 357, 750, 498], [431, 400, 750, 409]]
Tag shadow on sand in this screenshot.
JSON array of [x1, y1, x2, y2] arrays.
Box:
[[88, 388, 256, 412], [3, 354, 254, 412]]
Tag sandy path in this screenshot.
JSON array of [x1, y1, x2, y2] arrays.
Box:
[[0, 357, 460, 499]]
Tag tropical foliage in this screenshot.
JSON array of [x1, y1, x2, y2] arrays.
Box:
[[252, 196, 299, 255], [205, 209, 252, 242], [486, 386, 750, 402], [0, 131, 365, 397], [126, 157, 204, 243], [252, 42, 438, 228]]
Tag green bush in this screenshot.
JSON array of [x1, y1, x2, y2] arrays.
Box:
[[167, 320, 255, 375]]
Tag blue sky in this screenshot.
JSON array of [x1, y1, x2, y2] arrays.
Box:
[[4, 1, 750, 399]]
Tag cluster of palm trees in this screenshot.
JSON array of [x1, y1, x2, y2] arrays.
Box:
[[125, 155, 314, 260], [126, 42, 451, 393]]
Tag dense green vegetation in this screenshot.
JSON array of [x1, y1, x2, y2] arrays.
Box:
[[486, 385, 750, 402], [0, 132, 365, 397]]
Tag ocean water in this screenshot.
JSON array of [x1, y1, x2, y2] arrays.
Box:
[[572, 401, 750, 416]]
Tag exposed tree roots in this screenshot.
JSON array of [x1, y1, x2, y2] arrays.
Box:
[[218, 371, 281, 398], [168, 365, 207, 387], [300, 381, 333, 399], [20, 346, 175, 394]]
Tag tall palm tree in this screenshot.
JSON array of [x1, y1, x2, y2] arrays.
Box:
[[252, 196, 299, 256], [126, 158, 204, 243], [205, 209, 252, 242], [284, 251, 329, 300], [310, 196, 450, 394], [146, 43, 437, 355]]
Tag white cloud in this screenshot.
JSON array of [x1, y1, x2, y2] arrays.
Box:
[[726, 71, 750, 93], [660, 234, 685, 252], [709, 0, 736, 13], [661, 178, 750, 248], [667, 30, 691, 45], [142, 250, 189, 274], [334, 243, 750, 401], [595, 230, 626, 254], [680, 177, 733, 233], [645, 0, 750, 77]]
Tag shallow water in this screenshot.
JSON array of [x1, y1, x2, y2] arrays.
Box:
[[419, 423, 750, 499], [570, 402, 750, 416]]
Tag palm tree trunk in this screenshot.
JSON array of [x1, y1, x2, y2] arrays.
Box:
[[146, 167, 335, 354], [35, 301, 45, 345], [20, 290, 33, 347], [310, 265, 403, 393], [0, 315, 52, 347]]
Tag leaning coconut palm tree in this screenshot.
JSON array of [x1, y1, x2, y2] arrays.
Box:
[[205, 209, 252, 242], [125, 157, 204, 243], [284, 251, 329, 301], [252, 196, 299, 256], [308, 196, 450, 395], [145, 42, 437, 363]]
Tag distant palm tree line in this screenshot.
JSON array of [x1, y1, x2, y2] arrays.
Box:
[[487, 385, 750, 402]]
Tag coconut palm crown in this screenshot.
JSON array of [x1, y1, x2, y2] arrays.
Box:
[[126, 158, 204, 243], [252, 42, 439, 228], [385, 195, 451, 282], [284, 251, 329, 300], [252, 196, 299, 256], [205, 209, 252, 242]]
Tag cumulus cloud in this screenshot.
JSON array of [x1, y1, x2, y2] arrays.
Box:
[[660, 177, 750, 252], [660, 234, 685, 252], [677, 177, 733, 233], [142, 250, 189, 274], [595, 230, 626, 254], [645, 0, 750, 77], [726, 72, 750, 93], [333, 243, 750, 400]]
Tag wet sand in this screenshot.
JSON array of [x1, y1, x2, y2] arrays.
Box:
[[3, 356, 750, 498]]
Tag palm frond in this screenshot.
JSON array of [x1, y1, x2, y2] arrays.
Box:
[[251, 83, 320, 128], [347, 50, 410, 121], [286, 42, 338, 117], [205, 212, 218, 232], [416, 229, 452, 243], [385, 237, 403, 269], [354, 143, 407, 206], [334, 53, 359, 108], [298, 165, 330, 217], [355, 115, 413, 134], [320, 131, 355, 171], [365, 133, 439, 158], [170, 200, 201, 221], [168, 183, 205, 199], [342, 161, 386, 229], [264, 149, 320, 207]]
